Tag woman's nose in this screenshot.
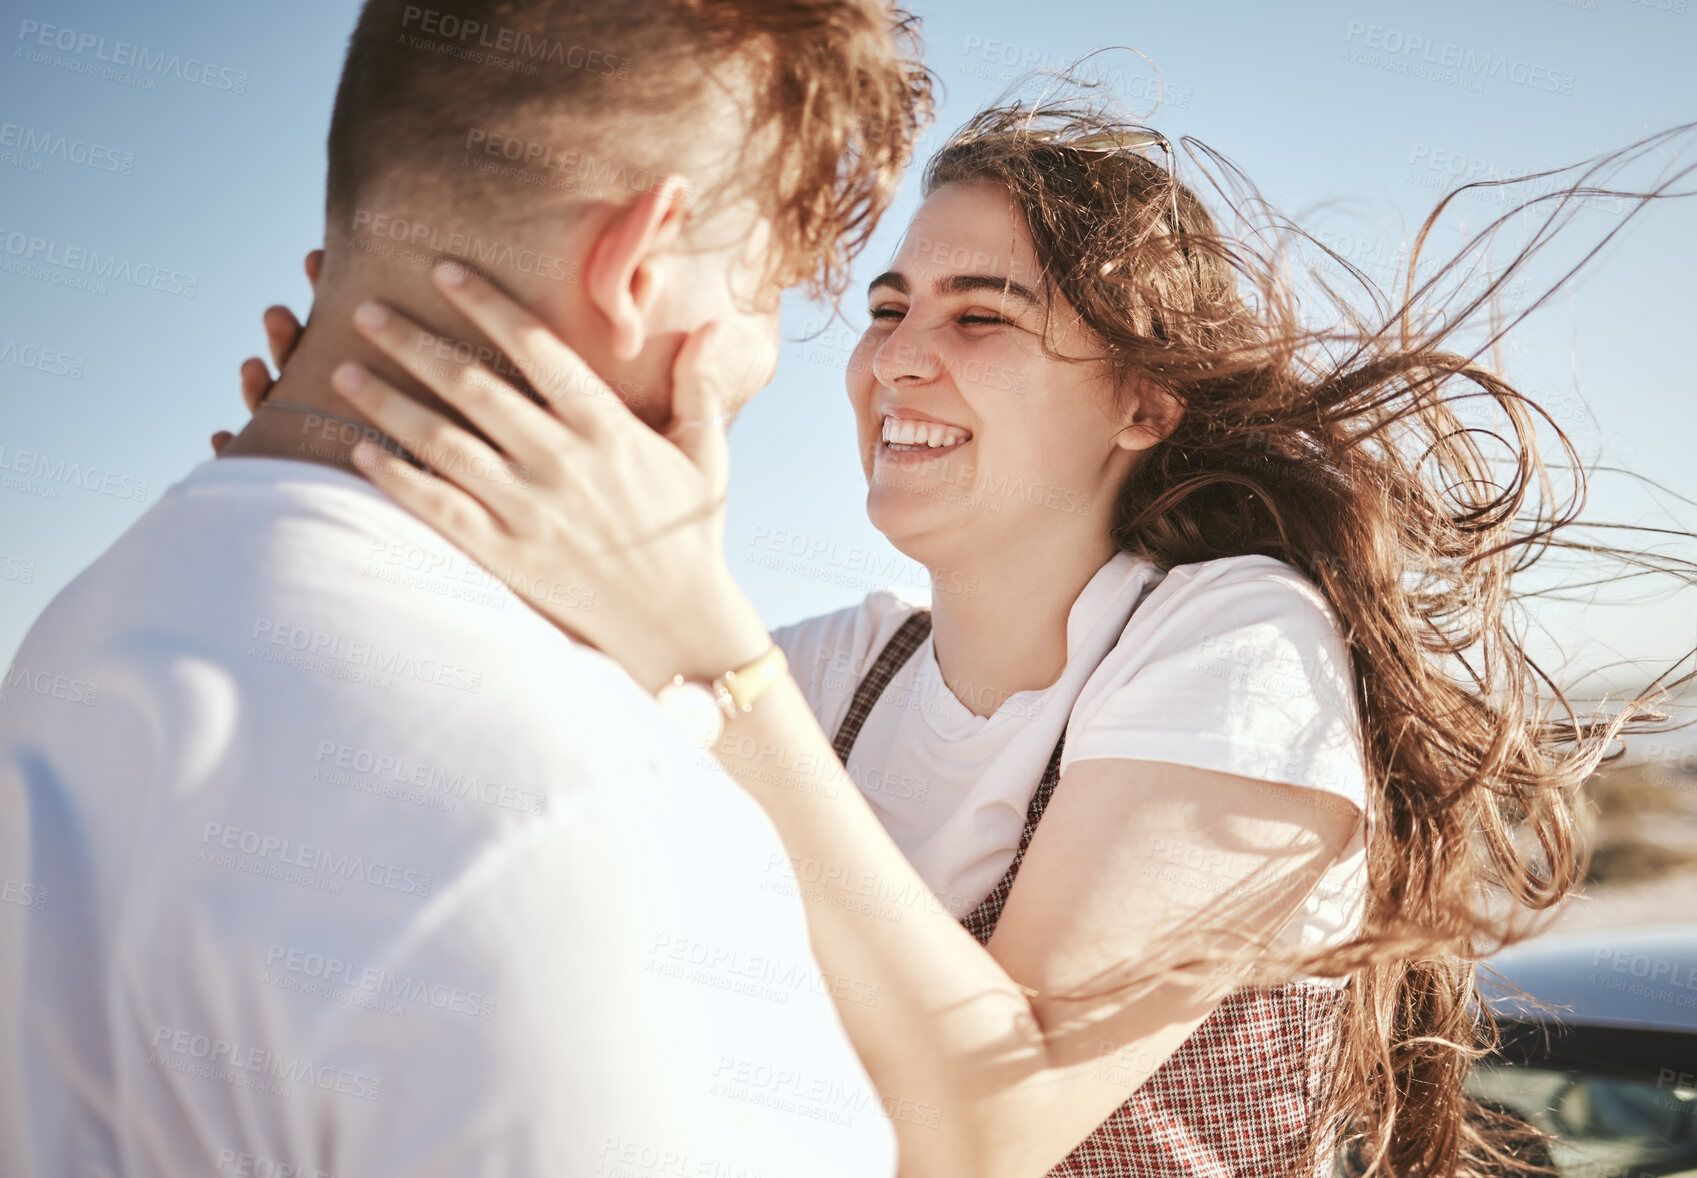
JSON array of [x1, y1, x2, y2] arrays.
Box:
[[869, 319, 941, 387]]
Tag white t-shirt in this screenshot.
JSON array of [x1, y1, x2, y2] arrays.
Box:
[[774, 552, 1369, 977], [0, 457, 894, 1178]]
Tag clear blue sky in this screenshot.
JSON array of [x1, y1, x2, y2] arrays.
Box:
[[3, 0, 1694, 745]]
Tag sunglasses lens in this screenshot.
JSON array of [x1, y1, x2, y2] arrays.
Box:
[[1077, 130, 1166, 153], [988, 128, 1167, 154]]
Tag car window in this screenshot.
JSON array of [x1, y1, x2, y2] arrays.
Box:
[[1466, 1063, 1697, 1178]]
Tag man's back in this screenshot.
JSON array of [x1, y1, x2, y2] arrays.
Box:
[[0, 456, 895, 1176]]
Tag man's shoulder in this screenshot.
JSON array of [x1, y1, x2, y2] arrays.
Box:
[[48, 455, 560, 647], [3, 454, 660, 758]]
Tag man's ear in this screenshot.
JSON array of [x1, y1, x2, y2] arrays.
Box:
[[1113, 381, 1185, 453], [585, 177, 691, 361]]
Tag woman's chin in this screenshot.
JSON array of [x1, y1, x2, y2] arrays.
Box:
[[866, 481, 975, 562]]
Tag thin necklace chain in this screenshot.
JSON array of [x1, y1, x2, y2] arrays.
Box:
[[258, 398, 415, 461]]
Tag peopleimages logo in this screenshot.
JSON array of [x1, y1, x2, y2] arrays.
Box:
[[0, 122, 135, 174], [0, 228, 199, 298], [150, 1024, 381, 1102], [400, 6, 631, 76], [264, 942, 496, 1020], [15, 19, 249, 93], [0, 339, 86, 379], [199, 821, 434, 898], [312, 738, 546, 816], [0, 664, 100, 707], [461, 130, 679, 197], [0, 444, 150, 502], [249, 616, 484, 694], [1342, 21, 1576, 96], [348, 208, 575, 284]]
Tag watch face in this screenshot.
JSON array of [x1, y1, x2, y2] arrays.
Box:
[[655, 679, 724, 748]]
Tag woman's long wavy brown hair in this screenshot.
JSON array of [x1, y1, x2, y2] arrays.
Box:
[[924, 87, 1697, 1177]]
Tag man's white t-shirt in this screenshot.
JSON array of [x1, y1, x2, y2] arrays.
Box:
[[0, 457, 895, 1178], [774, 552, 1369, 977]]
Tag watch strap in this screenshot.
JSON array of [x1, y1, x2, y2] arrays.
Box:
[[713, 644, 788, 718]]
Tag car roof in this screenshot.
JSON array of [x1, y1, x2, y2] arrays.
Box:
[[1480, 924, 1697, 1032]]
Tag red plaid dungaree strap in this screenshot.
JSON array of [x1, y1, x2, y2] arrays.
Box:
[[959, 724, 1066, 945], [830, 611, 934, 765], [833, 608, 1347, 1177]]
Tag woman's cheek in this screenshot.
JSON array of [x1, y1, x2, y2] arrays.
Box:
[[951, 336, 1030, 401], [844, 339, 880, 469], [845, 337, 881, 413], [847, 334, 878, 386]]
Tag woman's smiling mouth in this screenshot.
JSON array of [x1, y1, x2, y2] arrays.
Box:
[[879, 413, 973, 460]]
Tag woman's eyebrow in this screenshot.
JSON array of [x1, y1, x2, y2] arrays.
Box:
[[868, 270, 907, 296], [866, 269, 1043, 309], [939, 273, 1044, 307]]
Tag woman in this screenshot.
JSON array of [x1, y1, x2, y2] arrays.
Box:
[[223, 100, 1682, 1177]]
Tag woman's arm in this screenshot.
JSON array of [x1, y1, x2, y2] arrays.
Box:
[[331, 266, 1361, 1178], [711, 671, 1358, 1178]]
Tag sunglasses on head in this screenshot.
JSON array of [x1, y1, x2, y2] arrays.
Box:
[[1017, 126, 1182, 238]]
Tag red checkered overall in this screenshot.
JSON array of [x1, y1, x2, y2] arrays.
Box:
[[831, 611, 1346, 1177]]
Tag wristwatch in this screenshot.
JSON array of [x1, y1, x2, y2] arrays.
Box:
[[655, 643, 789, 748]]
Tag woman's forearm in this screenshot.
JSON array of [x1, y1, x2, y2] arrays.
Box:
[[711, 673, 1053, 1178]]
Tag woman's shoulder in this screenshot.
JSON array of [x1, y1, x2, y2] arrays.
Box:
[[1152, 552, 1329, 601], [1113, 552, 1355, 705], [1068, 551, 1367, 805], [772, 587, 930, 683], [1131, 553, 1343, 643]]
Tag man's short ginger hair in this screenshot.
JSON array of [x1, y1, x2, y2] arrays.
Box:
[[326, 0, 932, 298]]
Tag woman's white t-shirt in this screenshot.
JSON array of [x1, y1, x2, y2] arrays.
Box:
[[773, 551, 1369, 982]]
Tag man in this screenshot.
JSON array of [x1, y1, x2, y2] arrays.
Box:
[[0, 1, 928, 1172]]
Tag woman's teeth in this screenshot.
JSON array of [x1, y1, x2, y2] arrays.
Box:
[[881, 416, 971, 449]]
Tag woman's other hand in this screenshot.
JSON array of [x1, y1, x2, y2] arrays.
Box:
[[332, 261, 772, 694], [210, 249, 323, 453]]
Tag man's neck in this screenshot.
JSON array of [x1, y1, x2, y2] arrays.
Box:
[[220, 286, 500, 476]]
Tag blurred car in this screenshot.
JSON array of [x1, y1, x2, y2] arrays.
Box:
[[1470, 924, 1697, 1177]]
